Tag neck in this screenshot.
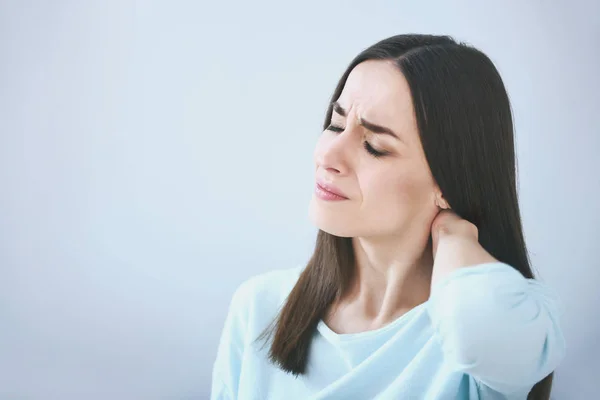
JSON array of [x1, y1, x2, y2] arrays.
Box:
[[340, 224, 434, 326]]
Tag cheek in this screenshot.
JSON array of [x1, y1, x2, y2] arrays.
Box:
[[363, 168, 432, 206]]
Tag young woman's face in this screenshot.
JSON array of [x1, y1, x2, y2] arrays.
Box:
[[309, 59, 442, 238]]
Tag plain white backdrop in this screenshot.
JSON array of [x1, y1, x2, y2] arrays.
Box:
[[1, 1, 598, 399]]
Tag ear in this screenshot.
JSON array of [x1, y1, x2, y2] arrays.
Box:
[[433, 189, 451, 210]]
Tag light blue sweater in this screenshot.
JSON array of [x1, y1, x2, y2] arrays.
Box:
[[211, 262, 565, 399]]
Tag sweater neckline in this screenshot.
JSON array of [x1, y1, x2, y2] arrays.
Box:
[[316, 301, 428, 344]]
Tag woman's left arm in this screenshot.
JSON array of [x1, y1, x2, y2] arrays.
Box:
[[427, 211, 566, 395]]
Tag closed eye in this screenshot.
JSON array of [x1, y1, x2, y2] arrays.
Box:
[[325, 124, 388, 158]]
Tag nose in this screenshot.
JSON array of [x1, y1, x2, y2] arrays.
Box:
[[314, 127, 355, 176]]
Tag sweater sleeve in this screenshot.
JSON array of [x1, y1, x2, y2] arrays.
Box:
[[211, 282, 251, 400], [426, 262, 566, 395]]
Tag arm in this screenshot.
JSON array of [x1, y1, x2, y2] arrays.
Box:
[[427, 262, 565, 394], [211, 283, 249, 400], [428, 211, 566, 394]]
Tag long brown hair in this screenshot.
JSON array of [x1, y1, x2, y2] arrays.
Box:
[[259, 34, 553, 399]]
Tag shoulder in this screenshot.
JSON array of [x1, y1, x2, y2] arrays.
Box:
[[236, 265, 303, 301], [228, 264, 305, 336]]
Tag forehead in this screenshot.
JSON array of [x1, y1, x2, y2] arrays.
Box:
[[337, 60, 415, 126]]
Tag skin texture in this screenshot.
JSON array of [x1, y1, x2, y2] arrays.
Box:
[[430, 209, 498, 289], [308, 59, 497, 334]]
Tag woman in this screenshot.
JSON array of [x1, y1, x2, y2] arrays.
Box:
[[211, 34, 565, 399]]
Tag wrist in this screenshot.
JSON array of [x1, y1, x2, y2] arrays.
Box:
[[431, 235, 498, 289]]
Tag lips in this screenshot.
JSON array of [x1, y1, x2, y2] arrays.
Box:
[[316, 179, 349, 199]]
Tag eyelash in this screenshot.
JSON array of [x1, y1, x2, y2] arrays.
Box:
[[325, 124, 387, 158]]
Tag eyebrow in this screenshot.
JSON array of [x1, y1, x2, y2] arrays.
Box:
[[332, 101, 402, 142]]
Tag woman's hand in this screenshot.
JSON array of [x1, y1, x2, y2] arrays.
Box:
[[430, 210, 498, 289]]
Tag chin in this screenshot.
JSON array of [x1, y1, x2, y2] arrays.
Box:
[[308, 197, 357, 238]]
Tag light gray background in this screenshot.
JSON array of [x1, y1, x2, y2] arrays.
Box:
[[1, 1, 598, 399]]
